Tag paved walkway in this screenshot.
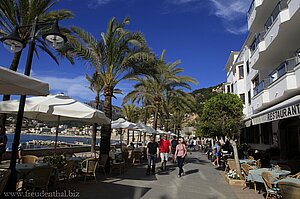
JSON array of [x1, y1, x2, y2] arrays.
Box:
[[71, 152, 265, 199]]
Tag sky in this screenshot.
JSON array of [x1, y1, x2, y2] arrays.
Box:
[[0, 0, 252, 107]]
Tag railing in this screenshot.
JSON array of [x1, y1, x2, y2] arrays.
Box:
[[247, 0, 256, 19], [250, 32, 264, 53], [253, 80, 265, 96], [269, 56, 300, 83], [253, 55, 300, 96], [263, 0, 288, 36]]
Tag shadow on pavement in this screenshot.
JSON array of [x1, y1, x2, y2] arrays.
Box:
[[73, 181, 151, 199], [184, 169, 199, 176]]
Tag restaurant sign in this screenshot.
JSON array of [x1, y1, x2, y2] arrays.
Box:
[[252, 103, 300, 125]]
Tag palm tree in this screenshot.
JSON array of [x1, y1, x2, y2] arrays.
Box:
[[124, 50, 197, 130], [0, 0, 73, 127], [69, 17, 156, 158]]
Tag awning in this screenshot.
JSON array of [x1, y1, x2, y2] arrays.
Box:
[[0, 66, 49, 96], [251, 95, 300, 125]]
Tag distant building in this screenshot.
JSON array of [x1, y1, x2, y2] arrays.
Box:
[[224, 0, 300, 159]]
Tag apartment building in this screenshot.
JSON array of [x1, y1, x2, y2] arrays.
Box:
[[224, 0, 300, 160]]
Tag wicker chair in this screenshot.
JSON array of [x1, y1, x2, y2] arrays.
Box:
[[255, 159, 261, 168], [248, 156, 255, 160], [278, 181, 300, 199], [0, 169, 11, 195], [288, 172, 300, 179], [23, 166, 53, 191], [241, 163, 256, 191], [21, 155, 38, 164], [98, 155, 108, 178], [80, 158, 98, 183], [278, 164, 291, 172], [261, 172, 281, 199], [227, 159, 237, 171], [132, 150, 142, 164], [57, 160, 75, 186]]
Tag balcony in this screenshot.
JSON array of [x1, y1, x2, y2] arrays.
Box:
[[248, 0, 279, 32], [252, 56, 300, 110]]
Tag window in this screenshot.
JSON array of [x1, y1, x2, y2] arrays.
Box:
[[261, 122, 272, 144], [249, 125, 260, 144], [248, 90, 251, 104], [252, 75, 259, 88], [246, 60, 250, 74], [227, 85, 231, 93], [240, 93, 245, 104], [238, 65, 244, 79], [231, 84, 234, 93]]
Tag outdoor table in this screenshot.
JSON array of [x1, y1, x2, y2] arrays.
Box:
[[247, 168, 291, 183], [66, 157, 86, 162], [16, 163, 48, 180], [275, 177, 300, 185], [239, 159, 256, 165]]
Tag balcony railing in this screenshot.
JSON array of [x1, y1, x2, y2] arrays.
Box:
[[269, 56, 300, 83], [253, 55, 300, 96], [247, 0, 256, 19], [253, 80, 265, 96], [264, 0, 288, 33]]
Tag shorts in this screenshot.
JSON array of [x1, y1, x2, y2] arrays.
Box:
[[160, 153, 168, 161]]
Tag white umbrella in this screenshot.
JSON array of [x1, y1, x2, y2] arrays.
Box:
[[112, 118, 138, 147], [0, 66, 49, 96], [0, 94, 110, 152], [111, 118, 137, 130]]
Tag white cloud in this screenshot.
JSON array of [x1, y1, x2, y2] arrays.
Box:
[[165, 0, 199, 5], [163, 0, 251, 35], [208, 0, 250, 21], [34, 74, 134, 106], [35, 75, 95, 101], [88, 0, 113, 8]]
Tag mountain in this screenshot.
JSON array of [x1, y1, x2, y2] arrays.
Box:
[[86, 100, 123, 120], [191, 83, 223, 116]]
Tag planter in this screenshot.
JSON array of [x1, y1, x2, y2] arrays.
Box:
[[224, 174, 245, 186]]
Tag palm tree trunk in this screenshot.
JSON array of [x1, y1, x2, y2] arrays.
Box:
[[127, 129, 129, 145], [0, 51, 23, 131], [153, 106, 159, 130], [91, 94, 100, 153], [100, 87, 112, 171]]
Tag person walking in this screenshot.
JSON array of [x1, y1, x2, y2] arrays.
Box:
[[146, 136, 159, 175], [175, 137, 187, 177], [0, 126, 8, 164], [159, 134, 171, 170], [170, 136, 178, 163]]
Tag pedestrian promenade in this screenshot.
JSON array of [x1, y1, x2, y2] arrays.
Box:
[[72, 151, 264, 199]]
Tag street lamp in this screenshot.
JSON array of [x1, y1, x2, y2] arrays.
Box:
[[0, 17, 67, 191]]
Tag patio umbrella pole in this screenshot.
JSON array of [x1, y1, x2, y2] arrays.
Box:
[[54, 116, 61, 155]]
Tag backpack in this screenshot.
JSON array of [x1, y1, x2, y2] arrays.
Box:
[[171, 140, 177, 148]]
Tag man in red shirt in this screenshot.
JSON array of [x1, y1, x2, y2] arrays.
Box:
[[159, 134, 171, 170]]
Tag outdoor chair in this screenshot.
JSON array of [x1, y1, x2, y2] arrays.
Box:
[[21, 155, 38, 164], [248, 156, 255, 160], [241, 163, 256, 191], [57, 160, 75, 186], [288, 172, 300, 179], [226, 159, 237, 172], [110, 159, 125, 175], [255, 159, 261, 168], [23, 166, 54, 192], [132, 150, 142, 164], [277, 181, 300, 199], [80, 158, 98, 183], [278, 164, 291, 172], [0, 169, 11, 196], [261, 172, 281, 199], [98, 154, 108, 178]]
